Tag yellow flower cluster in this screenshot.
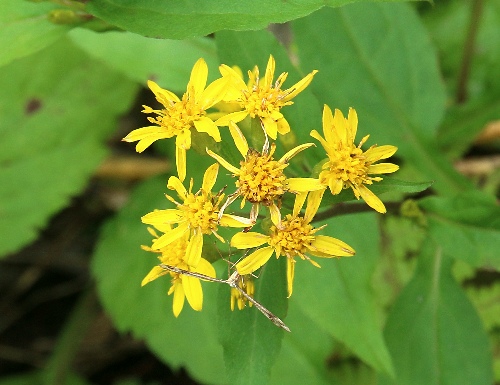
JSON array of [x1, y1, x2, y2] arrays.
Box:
[[124, 56, 399, 318]]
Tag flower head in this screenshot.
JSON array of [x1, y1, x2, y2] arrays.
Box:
[[207, 122, 323, 225], [141, 163, 252, 267], [311, 106, 399, 213], [216, 55, 318, 140], [141, 229, 216, 317], [230, 274, 255, 311], [231, 190, 355, 297], [123, 58, 228, 181]]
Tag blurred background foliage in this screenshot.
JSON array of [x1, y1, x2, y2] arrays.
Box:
[[0, 0, 499, 385]]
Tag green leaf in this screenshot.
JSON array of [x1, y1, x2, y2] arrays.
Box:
[[293, 213, 394, 376], [292, 3, 473, 195], [92, 175, 227, 384], [381, 242, 493, 385], [419, 191, 500, 267], [86, 0, 411, 41], [0, 39, 137, 257], [0, 0, 72, 68], [217, 258, 288, 385], [0, 371, 90, 385], [69, 29, 219, 91]]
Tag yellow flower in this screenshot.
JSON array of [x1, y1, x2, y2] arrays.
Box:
[[231, 190, 355, 297], [230, 274, 255, 311], [141, 163, 252, 267], [207, 121, 324, 225], [215, 55, 318, 140], [141, 229, 216, 317], [311, 106, 399, 214], [122, 58, 228, 182]]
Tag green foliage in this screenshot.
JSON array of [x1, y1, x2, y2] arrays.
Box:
[[0, 38, 137, 256], [86, 0, 411, 41], [3, 0, 499, 384], [381, 243, 493, 385], [0, 0, 72, 68]]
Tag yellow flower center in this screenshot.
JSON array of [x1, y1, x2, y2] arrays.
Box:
[[241, 74, 289, 119], [320, 145, 370, 188], [146, 93, 205, 136], [158, 237, 189, 278], [179, 192, 220, 234], [269, 214, 315, 258], [236, 148, 287, 205]]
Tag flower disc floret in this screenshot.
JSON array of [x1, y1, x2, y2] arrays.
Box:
[[268, 215, 315, 258], [237, 148, 287, 205], [180, 191, 221, 234]]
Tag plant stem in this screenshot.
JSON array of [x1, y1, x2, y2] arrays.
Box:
[[456, 0, 484, 103]]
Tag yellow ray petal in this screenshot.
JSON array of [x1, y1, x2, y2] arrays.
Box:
[[194, 117, 221, 142], [231, 232, 269, 249], [321, 105, 336, 144], [196, 258, 216, 279], [181, 275, 203, 311], [188, 58, 208, 100], [287, 258, 295, 298], [141, 209, 183, 225], [287, 178, 324, 193], [310, 235, 355, 257], [304, 189, 325, 223], [277, 117, 291, 135], [236, 246, 275, 275], [269, 203, 282, 228], [167, 175, 187, 199], [122, 126, 166, 142], [151, 222, 189, 250], [347, 107, 358, 141], [201, 77, 229, 109], [332, 108, 348, 145], [263, 55, 276, 88], [184, 231, 203, 267], [219, 214, 254, 228], [141, 266, 168, 286], [262, 117, 278, 140], [176, 145, 187, 183], [202, 163, 219, 193], [172, 281, 185, 317], [293, 192, 308, 217], [147, 80, 180, 103], [283, 70, 318, 101], [310, 130, 329, 151], [364, 145, 398, 162], [219, 64, 247, 90], [228, 121, 249, 157], [279, 142, 314, 163], [206, 149, 240, 174], [215, 110, 248, 127], [357, 184, 386, 213], [368, 163, 399, 174], [328, 176, 344, 195]]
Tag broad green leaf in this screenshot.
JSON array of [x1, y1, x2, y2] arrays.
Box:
[[0, 0, 72, 68], [217, 258, 288, 385], [0, 39, 137, 257], [292, 4, 473, 195], [293, 213, 394, 376], [86, 0, 411, 41], [419, 191, 500, 267], [467, 282, 500, 332], [69, 29, 219, 91], [92, 175, 227, 384], [381, 242, 493, 385]]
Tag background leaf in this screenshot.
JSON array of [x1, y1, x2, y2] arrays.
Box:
[[0, 39, 137, 257], [0, 0, 72, 68], [293, 212, 394, 377], [419, 191, 500, 267], [380, 241, 493, 385], [69, 29, 219, 91], [292, 3, 473, 195], [86, 0, 411, 41]]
